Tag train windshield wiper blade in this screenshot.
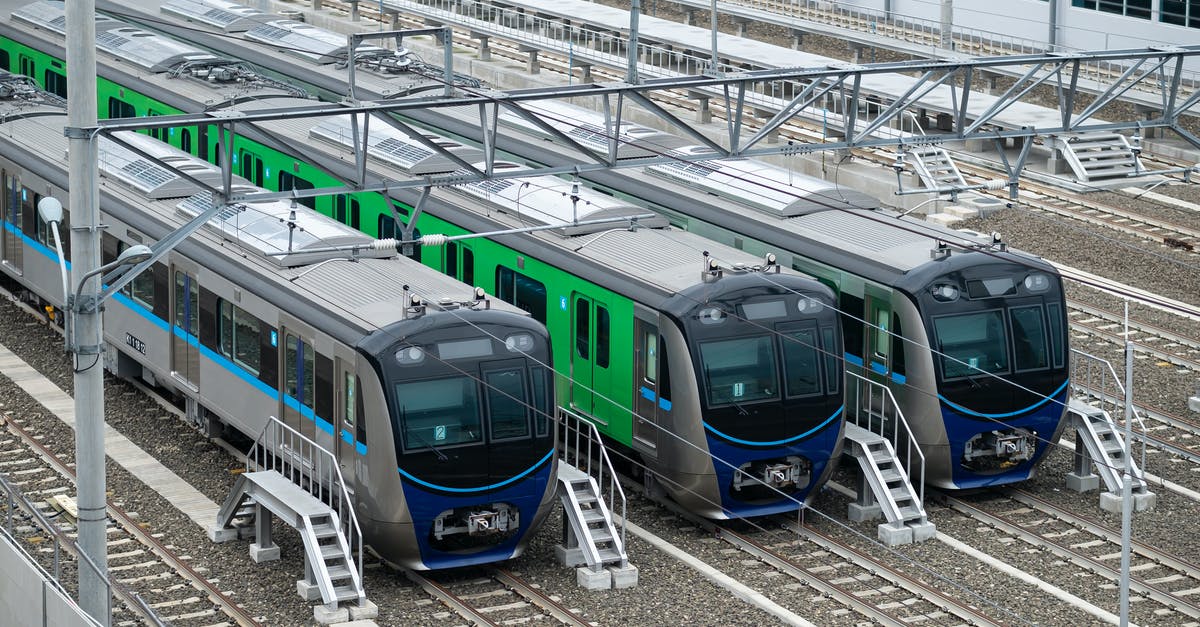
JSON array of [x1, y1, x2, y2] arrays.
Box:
[[410, 429, 449, 461]]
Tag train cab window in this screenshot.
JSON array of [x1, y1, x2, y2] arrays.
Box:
[[531, 367, 550, 437], [278, 172, 314, 210], [1010, 305, 1049, 371], [1047, 303, 1065, 368], [485, 368, 529, 440], [782, 328, 822, 397], [43, 70, 67, 98], [643, 331, 658, 384], [698, 335, 779, 406], [496, 266, 547, 324], [933, 310, 1009, 379], [891, 314, 905, 377], [108, 97, 135, 119], [218, 300, 263, 376], [658, 337, 672, 403], [344, 372, 356, 430], [821, 326, 840, 393], [285, 334, 315, 409], [239, 149, 265, 186], [395, 376, 483, 451], [873, 309, 890, 361], [18, 54, 33, 79]]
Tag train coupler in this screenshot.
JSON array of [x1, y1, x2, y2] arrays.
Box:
[[732, 456, 810, 492]]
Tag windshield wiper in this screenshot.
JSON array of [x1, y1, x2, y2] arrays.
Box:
[[410, 430, 449, 461]]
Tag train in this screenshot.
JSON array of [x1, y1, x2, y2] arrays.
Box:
[[496, 101, 1072, 490], [0, 83, 559, 571], [0, 1, 849, 518]]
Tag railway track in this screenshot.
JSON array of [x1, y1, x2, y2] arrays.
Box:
[[406, 567, 593, 626], [622, 482, 1003, 626], [0, 411, 260, 626], [946, 491, 1200, 624], [1067, 299, 1200, 372]]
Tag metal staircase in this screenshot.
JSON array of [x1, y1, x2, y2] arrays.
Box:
[[554, 409, 636, 590], [842, 372, 934, 546], [211, 417, 368, 613], [908, 144, 966, 190], [1066, 349, 1156, 513], [1050, 132, 1145, 182]]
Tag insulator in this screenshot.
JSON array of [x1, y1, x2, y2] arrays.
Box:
[[420, 234, 448, 247]]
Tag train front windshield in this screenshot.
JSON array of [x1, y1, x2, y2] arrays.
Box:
[[688, 293, 842, 444], [924, 267, 1068, 415]]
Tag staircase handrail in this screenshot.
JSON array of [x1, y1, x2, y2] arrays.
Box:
[[845, 371, 925, 504], [250, 416, 363, 592], [556, 407, 626, 555], [1069, 349, 1148, 475]]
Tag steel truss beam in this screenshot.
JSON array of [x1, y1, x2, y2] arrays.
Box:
[[91, 46, 1200, 204]]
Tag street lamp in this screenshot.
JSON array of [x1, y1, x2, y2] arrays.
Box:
[[39, 195, 151, 627]]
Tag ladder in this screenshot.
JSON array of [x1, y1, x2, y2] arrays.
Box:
[[554, 409, 636, 589], [844, 424, 934, 545], [211, 417, 368, 612], [1051, 132, 1144, 182], [909, 145, 966, 190], [842, 372, 934, 546], [1065, 399, 1156, 512]]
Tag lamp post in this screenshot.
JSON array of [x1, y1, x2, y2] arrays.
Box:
[[38, 197, 151, 627]]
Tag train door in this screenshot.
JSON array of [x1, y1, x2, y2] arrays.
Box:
[[170, 263, 200, 389], [335, 350, 361, 495], [570, 294, 612, 420], [632, 311, 660, 456], [1, 173, 20, 274], [280, 318, 318, 442]]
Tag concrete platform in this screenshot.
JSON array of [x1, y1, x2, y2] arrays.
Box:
[[577, 566, 612, 590], [1099, 490, 1157, 513], [1065, 471, 1101, 493], [877, 522, 913, 546]]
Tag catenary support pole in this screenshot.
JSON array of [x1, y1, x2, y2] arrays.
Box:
[[1119, 299, 1132, 626], [65, 0, 108, 621]]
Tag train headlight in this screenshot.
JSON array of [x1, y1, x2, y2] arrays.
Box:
[[1023, 273, 1051, 293], [931, 284, 960, 302], [505, 333, 535, 353], [395, 346, 425, 365], [796, 297, 824, 314], [698, 307, 725, 325]]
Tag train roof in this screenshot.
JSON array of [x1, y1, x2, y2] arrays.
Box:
[[160, 0, 268, 32], [242, 19, 396, 66], [310, 114, 484, 176], [0, 67, 65, 117], [0, 113, 529, 340], [647, 145, 881, 217]]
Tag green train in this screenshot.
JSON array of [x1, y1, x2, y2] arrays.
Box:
[[0, 0, 848, 518]]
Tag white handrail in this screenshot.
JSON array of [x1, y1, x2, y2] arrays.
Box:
[[556, 407, 627, 554], [845, 370, 925, 504], [1069, 349, 1148, 474], [250, 416, 364, 592]]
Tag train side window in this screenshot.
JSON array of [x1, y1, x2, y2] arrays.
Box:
[[643, 331, 657, 384], [239, 149, 264, 186], [43, 70, 67, 98], [151, 263, 170, 321], [596, 305, 610, 368], [462, 247, 474, 286], [108, 97, 135, 119], [378, 213, 397, 238], [285, 334, 315, 409], [1047, 303, 1065, 368], [658, 337, 671, 403], [891, 314, 905, 377], [354, 376, 366, 444], [257, 325, 279, 390], [218, 300, 263, 376], [316, 353, 333, 426], [445, 241, 458, 278], [839, 293, 865, 361], [20, 187, 36, 235], [147, 110, 163, 140], [174, 271, 199, 336], [349, 199, 360, 230], [874, 309, 890, 361], [18, 54, 33, 79], [574, 297, 589, 359], [180, 129, 192, 155], [0, 50, 9, 72], [343, 372, 356, 431], [115, 242, 155, 311], [495, 265, 547, 324], [278, 172, 314, 209]]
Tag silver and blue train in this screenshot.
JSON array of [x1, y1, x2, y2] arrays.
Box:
[[0, 87, 557, 569]]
